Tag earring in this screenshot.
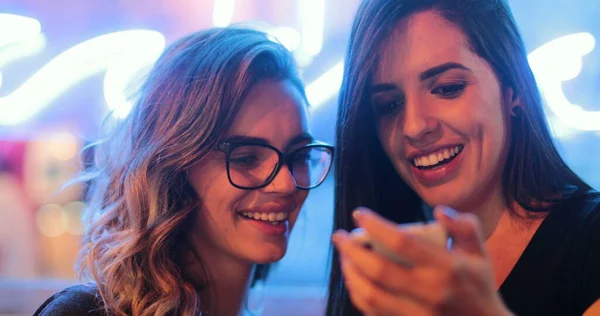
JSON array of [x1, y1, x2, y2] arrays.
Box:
[[510, 105, 522, 117]]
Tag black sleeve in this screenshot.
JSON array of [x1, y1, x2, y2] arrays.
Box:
[[576, 195, 600, 314], [33, 285, 105, 316]]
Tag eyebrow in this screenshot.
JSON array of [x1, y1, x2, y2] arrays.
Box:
[[222, 133, 314, 151], [370, 62, 471, 93], [286, 133, 314, 149], [222, 135, 269, 145], [419, 62, 471, 81], [370, 83, 397, 94]]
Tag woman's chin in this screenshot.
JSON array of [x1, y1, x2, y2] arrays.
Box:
[[248, 245, 287, 264], [416, 184, 470, 209]]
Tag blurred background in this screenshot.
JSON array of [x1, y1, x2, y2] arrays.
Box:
[[0, 0, 598, 315]]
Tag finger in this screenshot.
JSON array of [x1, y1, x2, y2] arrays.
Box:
[[353, 207, 445, 266], [333, 228, 416, 293], [334, 230, 447, 305], [340, 256, 377, 315], [433, 206, 486, 256], [341, 258, 433, 316]]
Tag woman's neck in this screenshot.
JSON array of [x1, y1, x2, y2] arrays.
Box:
[[206, 259, 254, 316], [456, 182, 509, 241], [186, 239, 254, 316], [457, 181, 543, 242]]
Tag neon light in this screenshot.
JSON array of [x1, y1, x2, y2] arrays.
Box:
[[0, 14, 42, 48], [0, 14, 46, 88], [0, 29, 165, 125], [213, 0, 236, 27], [546, 115, 581, 140], [103, 40, 164, 119], [528, 32, 598, 131], [267, 26, 302, 52], [306, 61, 344, 109], [0, 34, 46, 70], [297, 0, 325, 58], [0, 12, 596, 133]]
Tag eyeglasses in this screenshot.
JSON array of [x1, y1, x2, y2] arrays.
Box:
[[216, 141, 334, 190]]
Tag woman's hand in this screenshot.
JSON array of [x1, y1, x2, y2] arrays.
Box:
[[332, 206, 513, 316]]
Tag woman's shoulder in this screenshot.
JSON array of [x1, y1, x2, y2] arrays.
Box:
[[566, 190, 600, 313], [33, 283, 105, 316], [550, 189, 600, 224], [565, 189, 600, 228]]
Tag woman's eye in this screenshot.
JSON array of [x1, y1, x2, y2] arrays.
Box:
[[296, 152, 312, 162], [372, 99, 404, 116], [229, 155, 259, 168], [431, 83, 467, 98]]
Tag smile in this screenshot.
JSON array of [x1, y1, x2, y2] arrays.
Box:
[[238, 211, 289, 225], [411, 145, 464, 170]]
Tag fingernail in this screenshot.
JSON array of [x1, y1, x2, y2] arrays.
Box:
[[332, 232, 341, 244], [332, 229, 347, 244], [352, 208, 365, 223], [441, 206, 457, 219]]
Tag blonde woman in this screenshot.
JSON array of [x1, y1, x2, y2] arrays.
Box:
[[35, 27, 333, 316]]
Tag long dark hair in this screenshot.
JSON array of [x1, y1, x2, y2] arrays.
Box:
[[327, 0, 592, 315]]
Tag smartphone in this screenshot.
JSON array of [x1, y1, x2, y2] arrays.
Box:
[[350, 221, 448, 267]]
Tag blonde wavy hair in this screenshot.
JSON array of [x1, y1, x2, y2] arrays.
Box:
[[76, 27, 306, 315]]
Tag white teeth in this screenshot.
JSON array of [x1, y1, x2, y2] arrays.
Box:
[[240, 211, 289, 222], [428, 154, 438, 165], [423, 157, 431, 166], [413, 146, 463, 168]]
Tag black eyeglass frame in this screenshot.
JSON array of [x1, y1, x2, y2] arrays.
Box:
[[215, 141, 335, 190]]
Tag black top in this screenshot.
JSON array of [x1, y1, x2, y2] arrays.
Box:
[[499, 191, 600, 316], [34, 284, 104, 316]]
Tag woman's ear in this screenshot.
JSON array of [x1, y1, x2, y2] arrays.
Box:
[[505, 87, 521, 117]]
